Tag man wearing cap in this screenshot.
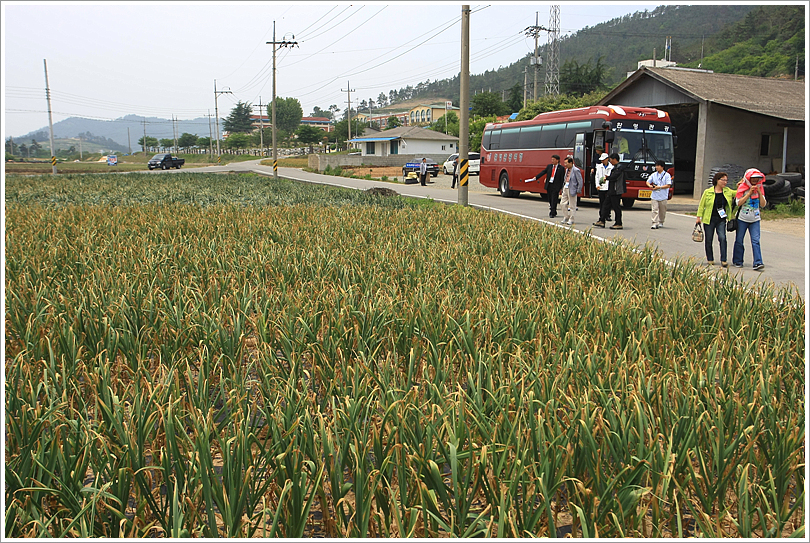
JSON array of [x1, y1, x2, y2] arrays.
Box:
[[593, 152, 612, 224], [647, 160, 673, 229]]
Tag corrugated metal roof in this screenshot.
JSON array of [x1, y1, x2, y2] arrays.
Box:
[[602, 67, 805, 121]]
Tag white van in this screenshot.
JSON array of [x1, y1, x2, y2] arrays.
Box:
[[443, 152, 480, 176]]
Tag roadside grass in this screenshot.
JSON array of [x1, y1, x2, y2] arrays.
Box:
[[4, 172, 804, 538], [259, 157, 309, 168], [685, 198, 805, 221], [761, 198, 805, 219]]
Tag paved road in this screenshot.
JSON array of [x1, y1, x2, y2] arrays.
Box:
[[172, 159, 806, 298]]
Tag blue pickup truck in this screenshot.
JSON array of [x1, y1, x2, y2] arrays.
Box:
[[402, 158, 439, 178]]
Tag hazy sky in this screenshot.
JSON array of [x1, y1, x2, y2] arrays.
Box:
[[3, 1, 661, 138]]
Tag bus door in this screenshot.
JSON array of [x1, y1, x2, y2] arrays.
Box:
[[573, 133, 588, 196], [584, 130, 605, 197]]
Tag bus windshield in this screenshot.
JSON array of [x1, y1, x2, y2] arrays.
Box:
[[613, 129, 674, 164]]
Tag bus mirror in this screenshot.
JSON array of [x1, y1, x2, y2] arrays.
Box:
[[604, 131, 615, 143], [673, 135, 678, 147]]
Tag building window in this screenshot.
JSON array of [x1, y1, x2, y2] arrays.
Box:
[[760, 134, 770, 156], [367, 141, 376, 155], [442, 145, 446, 150]]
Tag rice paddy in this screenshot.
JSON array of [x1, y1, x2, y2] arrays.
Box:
[[4, 172, 805, 537]]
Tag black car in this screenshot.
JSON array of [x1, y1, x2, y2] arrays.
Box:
[[148, 153, 185, 170], [402, 158, 439, 178]]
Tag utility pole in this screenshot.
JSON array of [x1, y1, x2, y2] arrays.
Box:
[[127, 127, 131, 155], [172, 114, 178, 155], [43, 59, 57, 174], [207, 110, 214, 157], [523, 66, 528, 107], [142, 119, 147, 153], [257, 97, 265, 155], [267, 21, 298, 179], [459, 5, 470, 206], [78, 134, 83, 160], [341, 81, 355, 151], [524, 13, 547, 101], [214, 79, 232, 160], [545, 5, 560, 97]]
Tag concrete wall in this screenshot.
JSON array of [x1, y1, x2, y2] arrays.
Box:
[[698, 103, 806, 195], [308, 153, 454, 171]]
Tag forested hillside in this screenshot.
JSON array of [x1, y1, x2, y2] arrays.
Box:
[[387, 3, 806, 108], [679, 4, 805, 77]]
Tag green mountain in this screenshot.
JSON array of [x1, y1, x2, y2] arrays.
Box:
[[386, 3, 806, 108], [679, 4, 805, 77]]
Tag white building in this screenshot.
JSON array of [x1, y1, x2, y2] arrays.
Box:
[[348, 126, 459, 157]]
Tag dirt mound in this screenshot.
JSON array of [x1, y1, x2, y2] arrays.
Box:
[[365, 187, 399, 197]]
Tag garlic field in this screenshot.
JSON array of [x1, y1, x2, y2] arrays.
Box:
[[4, 173, 805, 537]]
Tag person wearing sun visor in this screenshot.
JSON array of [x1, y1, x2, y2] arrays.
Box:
[[732, 168, 768, 271]]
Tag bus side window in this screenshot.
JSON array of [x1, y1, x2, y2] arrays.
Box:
[[490, 129, 501, 150], [482, 130, 492, 150], [518, 125, 542, 149], [539, 123, 564, 148]]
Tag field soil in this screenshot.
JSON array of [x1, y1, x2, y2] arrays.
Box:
[[762, 217, 805, 237], [344, 166, 403, 178]]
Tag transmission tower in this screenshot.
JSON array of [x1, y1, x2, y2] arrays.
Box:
[[544, 5, 560, 97]]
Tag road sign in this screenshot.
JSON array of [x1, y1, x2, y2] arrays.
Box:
[[107, 155, 118, 166]]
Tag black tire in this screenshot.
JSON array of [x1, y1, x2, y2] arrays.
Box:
[[432, 172, 437, 177], [148, 165, 154, 170], [622, 198, 635, 209], [779, 173, 805, 189], [794, 187, 805, 199], [763, 175, 780, 187], [768, 196, 791, 207], [498, 172, 516, 198], [764, 178, 789, 195], [176, 165, 181, 169], [162, 164, 168, 170], [777, 172, 803, 182]]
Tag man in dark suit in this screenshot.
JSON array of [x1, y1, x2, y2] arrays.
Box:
[[532, 154, 565, 217], [594, 153, 626, 229]]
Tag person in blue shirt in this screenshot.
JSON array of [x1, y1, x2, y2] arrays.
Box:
[[646, 160, 672, 229]]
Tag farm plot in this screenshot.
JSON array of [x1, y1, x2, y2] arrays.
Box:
[[4, 173, 805, 538]]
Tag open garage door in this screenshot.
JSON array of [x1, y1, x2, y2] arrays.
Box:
[[659, 104, 699, 195]]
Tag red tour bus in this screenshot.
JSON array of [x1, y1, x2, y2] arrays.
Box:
[[479, 105, 676, 208]]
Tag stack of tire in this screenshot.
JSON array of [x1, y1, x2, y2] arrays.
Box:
[[708, 163, 747, 189], [763, 172, 804, 206]]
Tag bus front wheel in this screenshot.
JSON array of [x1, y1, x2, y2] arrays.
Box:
[[622, 198, 635, 209], [499, 173, 516, 198]]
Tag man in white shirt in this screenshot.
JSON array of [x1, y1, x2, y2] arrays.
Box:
[[647, 160, 672, 229]]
